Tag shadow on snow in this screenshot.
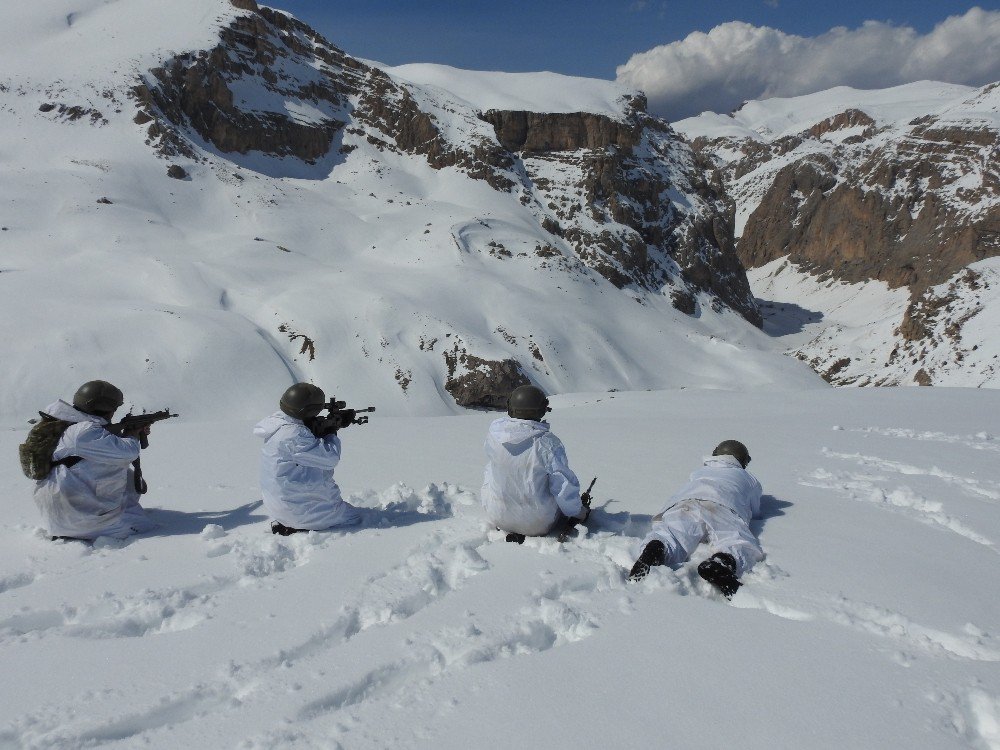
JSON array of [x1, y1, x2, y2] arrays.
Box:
[[756, 298, 824, 337]]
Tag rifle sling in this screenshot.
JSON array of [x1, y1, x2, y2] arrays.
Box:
[[51, 456, 83, 469]]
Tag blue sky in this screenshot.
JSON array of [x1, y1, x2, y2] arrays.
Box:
[[280, 1, 989, 78], [276, 2, 1000, 119]]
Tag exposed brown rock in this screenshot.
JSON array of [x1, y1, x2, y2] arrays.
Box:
[[480, 110, 641, 152], [738, 145, 1000, 295], [443, 348, 530, 409], [807, 109, 876, 139]]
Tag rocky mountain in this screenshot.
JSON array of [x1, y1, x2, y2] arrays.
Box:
[[0, 0, 815, 423], [676, 82, 1000, 387], [137, 1, 759, 328]]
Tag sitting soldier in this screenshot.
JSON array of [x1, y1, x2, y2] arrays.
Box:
[[481, 384, 589, 543]]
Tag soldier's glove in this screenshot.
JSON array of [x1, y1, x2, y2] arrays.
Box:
[[581, 490, 593, 508], [305, 416, 329, 439], [122, 424, 149, 439], [335, 409, 357, 430]]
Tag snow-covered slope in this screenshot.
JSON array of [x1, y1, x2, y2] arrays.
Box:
[[0, 0, 817, 425], [382, 64, 636, 118], [675, 81, 976, 149], [1, 388, 998, 748], [750, 257, 1000, 386]]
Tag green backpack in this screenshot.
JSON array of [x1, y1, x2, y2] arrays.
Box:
[[18, 413, 79, 480]]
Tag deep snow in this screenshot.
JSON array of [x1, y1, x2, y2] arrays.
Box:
[[1, 387, 999, 749]]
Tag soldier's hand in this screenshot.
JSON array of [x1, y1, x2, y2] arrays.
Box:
[[581, 490, 592, 508], [336, 410, 357, 429], [123, 424, 150, 439]]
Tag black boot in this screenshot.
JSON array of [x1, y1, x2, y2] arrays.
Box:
[[628, 540, 666, 581], [698, 552, 741, 598], [505, 532, 526, 544], [271, 521, 307, 536]]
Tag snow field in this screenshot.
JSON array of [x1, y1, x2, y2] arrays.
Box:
[[748, 257, 1000, 388], [1, 387, 999, 748]]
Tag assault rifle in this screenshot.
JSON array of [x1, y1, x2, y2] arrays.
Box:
[[306, 397, 375, 438], [106, 409, 178, 494], [557, 476, 597, 543]]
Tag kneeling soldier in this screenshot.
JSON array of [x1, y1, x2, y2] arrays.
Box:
[[254, 383, 362, 535], [30, 381, 156, 541]]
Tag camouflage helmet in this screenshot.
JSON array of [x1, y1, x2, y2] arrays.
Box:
[[712, 440, 751, 468], [507, 385, 550, 421], [279, 383, 326, 420], [72, 380, 124, 416]]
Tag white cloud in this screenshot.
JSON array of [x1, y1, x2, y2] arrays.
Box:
[[615, 7, 1000, 120]]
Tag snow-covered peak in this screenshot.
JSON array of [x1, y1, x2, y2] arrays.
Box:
[[673, 80, 976, 143], [382, 63, 640, 118], [2, 0, 242, 84], [935, 82, 1000, 130]]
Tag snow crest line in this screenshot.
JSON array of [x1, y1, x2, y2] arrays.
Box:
[[823, 448, 1000, 502], [825, 597, 1000, 662], [801, 468, 995, 548], [849, 426, 1000, 454]]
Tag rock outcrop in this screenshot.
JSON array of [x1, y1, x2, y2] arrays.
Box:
[[443, 347, 530, 409], [737, 124, 1000, 295]]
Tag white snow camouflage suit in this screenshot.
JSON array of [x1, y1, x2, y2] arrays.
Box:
[[253, 412, 361, 530], [644, 454, 764, 577], [33, 400, 155, 540], [480, 416, 585, 536]]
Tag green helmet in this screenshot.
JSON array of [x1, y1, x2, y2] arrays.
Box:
[[713, 440, 751, 468], [279, 383, 326, 420], [72, 380, 124, 416], [507, 385, 550, 421]]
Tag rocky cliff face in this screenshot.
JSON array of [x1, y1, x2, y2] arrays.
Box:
[[735, 112, 1000, 295], [682, 83, 1000, 386]]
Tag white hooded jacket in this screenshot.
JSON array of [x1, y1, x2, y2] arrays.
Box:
[[480, 417, 583, 536], [658, 454, 762, 523], [253, 412, 360, 530], [33, 399, 149, 540]]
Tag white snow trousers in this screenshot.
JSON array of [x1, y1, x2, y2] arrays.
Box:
[[642, 499, 764, 577]]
